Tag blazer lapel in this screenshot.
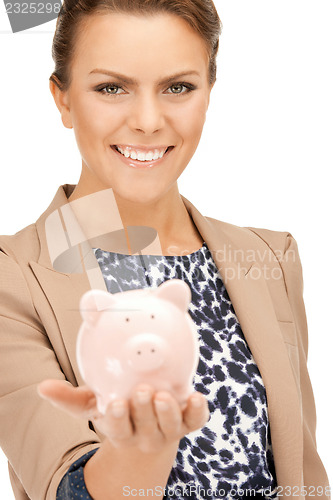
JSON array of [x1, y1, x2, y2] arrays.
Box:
[[30, 185, 303, 491]]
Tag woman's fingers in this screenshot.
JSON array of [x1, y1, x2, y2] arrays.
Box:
[[129, 385, 163, 452], [92, 398, 134, 445], [37, 379, 97, 418], [181, 392, 210, 434], [153, 391, 183, 442], [130, 385, 158, 434], [37, 380, 209, 449]]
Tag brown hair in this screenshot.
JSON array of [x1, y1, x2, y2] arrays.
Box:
[[49, 0, 223, 92]]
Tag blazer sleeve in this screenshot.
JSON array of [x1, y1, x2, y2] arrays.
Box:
[[0, 249, 101, 500], [279, 234, 330, 495]]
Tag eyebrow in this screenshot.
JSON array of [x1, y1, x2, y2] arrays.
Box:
[[89, 69, 201, 86]]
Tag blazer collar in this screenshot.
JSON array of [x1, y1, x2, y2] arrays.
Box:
[[30, 184, 303, 488]]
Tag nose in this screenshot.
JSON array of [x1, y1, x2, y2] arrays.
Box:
[[127, 92, 166, 135], [126, 333, 166, 372]]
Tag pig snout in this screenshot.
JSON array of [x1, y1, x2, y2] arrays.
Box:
[[126, 334, 167, 372]]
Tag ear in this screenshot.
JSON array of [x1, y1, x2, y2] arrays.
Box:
[[49, 77, 73, 129], [154, 279, 191, 312], [79, 289, 115, 325]]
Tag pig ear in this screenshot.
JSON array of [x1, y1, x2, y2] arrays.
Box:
[[154, 279, 191, 312], [79, 289, 115, 325]]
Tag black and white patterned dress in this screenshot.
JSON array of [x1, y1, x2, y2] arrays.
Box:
[[57, 241, 278, 500]]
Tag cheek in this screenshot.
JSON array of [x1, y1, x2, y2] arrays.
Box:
[[72, 94, 118, 138], [170, 97, 207, 142], [188, 98, 208, 127]]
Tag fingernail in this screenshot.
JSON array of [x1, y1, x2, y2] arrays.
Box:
[[112, 401, 126, 418], [136, 391, 151, 404], [190, 396, 202, 407], [154, 399, 168, 411]]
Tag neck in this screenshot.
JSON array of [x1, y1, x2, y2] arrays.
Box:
[[115, 188, 188, 236], [67, 183, 203, 256]]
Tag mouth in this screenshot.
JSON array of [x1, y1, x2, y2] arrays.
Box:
[[110, 144, 174, 169]]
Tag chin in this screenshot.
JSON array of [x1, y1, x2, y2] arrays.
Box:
[[96, 172, 173, 207], [122, 192, 160, 205]]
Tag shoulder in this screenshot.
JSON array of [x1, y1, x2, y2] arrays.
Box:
[[0, 222, 40, 292], [0, 183, 72, 264], [0, 224, 43, 330], [0, 222, 40, 264], [204, 214, 296, 262]]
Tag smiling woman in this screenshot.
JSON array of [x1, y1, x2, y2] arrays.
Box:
[[49, 9, 214, 235], [0, 0, 330, 499]]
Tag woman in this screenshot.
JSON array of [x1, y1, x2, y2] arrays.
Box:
[[0, 0, 330, 499]]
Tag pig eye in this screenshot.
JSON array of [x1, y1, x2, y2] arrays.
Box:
[[125, 317, 130, 322], [151, 314, 155, 319]]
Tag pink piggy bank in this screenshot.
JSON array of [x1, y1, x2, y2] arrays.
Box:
[[76, 279, 199, 415]]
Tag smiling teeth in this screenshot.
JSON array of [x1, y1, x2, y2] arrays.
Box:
[[116, 146, 167, 161]]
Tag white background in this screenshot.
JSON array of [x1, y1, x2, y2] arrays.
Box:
[[0, 0, 332, 496]]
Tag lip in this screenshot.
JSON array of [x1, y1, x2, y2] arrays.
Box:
[[115, 144, 171, 153], [110, 145, 174, 169]]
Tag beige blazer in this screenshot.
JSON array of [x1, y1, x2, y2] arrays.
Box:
[[0, 184, 330, 500]]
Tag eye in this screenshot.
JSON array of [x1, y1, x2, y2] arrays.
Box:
[[95, 81, 196, 98], [151, 314, 155, 319], [165, 82, 196, 96], [95, 84, 126, 97], [125, 317, 130, 322]]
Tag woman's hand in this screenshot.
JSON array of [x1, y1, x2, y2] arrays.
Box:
[[37, 380, 210, 454]]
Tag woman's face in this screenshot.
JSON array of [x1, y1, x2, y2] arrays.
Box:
[[52, 12, 213, 204]]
